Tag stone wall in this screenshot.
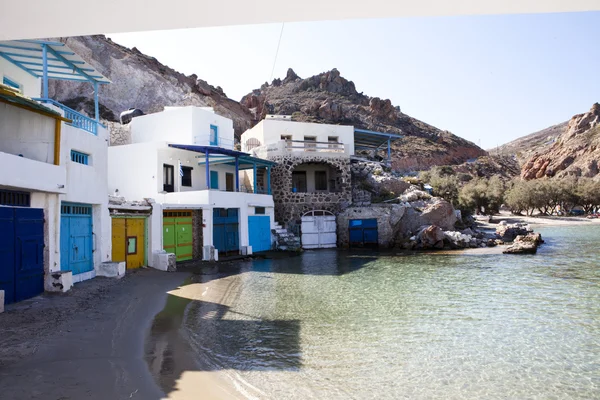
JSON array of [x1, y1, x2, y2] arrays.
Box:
[[192, 210, 203, 260], [269, 155, 352, 225]]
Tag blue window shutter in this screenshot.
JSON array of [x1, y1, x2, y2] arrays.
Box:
[[3, 76, 21, 91], [70, 150, 89, 165]]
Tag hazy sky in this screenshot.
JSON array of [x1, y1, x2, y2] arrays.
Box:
[[108, 11, 599, 149]]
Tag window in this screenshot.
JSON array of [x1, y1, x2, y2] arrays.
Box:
[[281, 135, 292, 148], [70, 150, 89, 165], [304, 136, 317, 151], [292, 171, 307, 192], [255, 207, 266, 215], [328, 136, 339, 149], [181, 166, 192, 187], [315, 171, 328, 191], [127, 236, 137, 255], [245, 138, 261, 151], [163, 164, 174, 192], [3, 76, 21, 92], [0, 189, 30, 207], [210, 124, 219, 146]]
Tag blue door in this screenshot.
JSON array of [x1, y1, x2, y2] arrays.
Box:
[[248, 216, 271, 252], [349, 219, 378, 248], [213, 208, 239, 254], [210, 124, 219, 146], [0, 207, 44, 304], [61, 203, 93, 276], [210, 170, 219, 190]]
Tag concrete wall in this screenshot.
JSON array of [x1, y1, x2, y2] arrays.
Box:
[[241, 119, 355, 155], [0, 102, 56, 163], [0, 58, 41, 98], [130, 106, 235, 149]]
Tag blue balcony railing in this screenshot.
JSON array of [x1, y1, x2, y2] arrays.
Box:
[[33, 98, 101, 135]]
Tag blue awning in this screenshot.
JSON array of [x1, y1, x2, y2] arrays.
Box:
[[354, 128, 401, 149], [0, 40, 111, 84], [168, 144, 277, 169]]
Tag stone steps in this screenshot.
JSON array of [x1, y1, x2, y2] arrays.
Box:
[[271, 223, 302, 251]]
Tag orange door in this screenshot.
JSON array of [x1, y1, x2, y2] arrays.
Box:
[[111, 217, 146, 269]]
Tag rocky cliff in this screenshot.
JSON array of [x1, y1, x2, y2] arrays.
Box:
[[241, 68, 486, 171], [48, 36, 486, 171], [490, 121, 568, 165], [521, 103, 600, 180], [47, 35, 253, 135]]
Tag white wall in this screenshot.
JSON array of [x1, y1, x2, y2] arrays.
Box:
[[108, 141, 162, 201], [241, 119, 355, 155], [30, 192, 60, 273], [129, 106, 235, 149], [0, 58, 41, 98], [0, 102, 56, 163]]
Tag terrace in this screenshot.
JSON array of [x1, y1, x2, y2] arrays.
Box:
[[0, 39, 111, 135]]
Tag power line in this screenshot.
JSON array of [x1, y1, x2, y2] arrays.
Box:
[[261, 22, 285, 119]]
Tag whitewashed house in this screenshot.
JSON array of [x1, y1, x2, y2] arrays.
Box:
[[108, 106, 276, 263], [241, 116, 397, 249], [0, 40, 112, 304]]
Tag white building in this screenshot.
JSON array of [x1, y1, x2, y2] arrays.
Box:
[[0, 40, 112, 304], [108, 106, 276, 263]]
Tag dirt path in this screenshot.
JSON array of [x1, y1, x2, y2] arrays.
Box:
[[0, 269, 189, 400]]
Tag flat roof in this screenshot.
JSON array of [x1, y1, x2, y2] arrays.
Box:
[[354, 128, 402, 149], [0, 40, 111, 84]]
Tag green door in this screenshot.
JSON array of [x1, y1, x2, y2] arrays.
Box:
[[163, 211, 193, 261]]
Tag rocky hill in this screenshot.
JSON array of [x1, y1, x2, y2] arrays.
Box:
[[241, 68, 486, 171], [47, 35, 253, 135], [449, 155, 521, 180], [521, 103, 600, 180], [47, 35, 486, 171], [490, 121, 568, 164]]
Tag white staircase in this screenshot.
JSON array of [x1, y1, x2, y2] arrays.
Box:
[[272, 222, 302, 251]]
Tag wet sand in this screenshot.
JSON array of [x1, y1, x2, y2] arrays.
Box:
[[0, 269, 193, 400]]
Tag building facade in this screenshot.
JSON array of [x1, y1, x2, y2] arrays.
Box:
[[0, 40, 112, 304], [108, 106, 276, 262]]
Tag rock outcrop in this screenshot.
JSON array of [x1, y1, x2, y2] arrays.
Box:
[[241, 68, 486, 171], [495, 221, 533, 242], [521, 103, 600, 180], [47, 35, 253, 137]]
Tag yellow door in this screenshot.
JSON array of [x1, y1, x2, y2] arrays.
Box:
[[112, 218, 126, 262], [125, 218, 145, 269]]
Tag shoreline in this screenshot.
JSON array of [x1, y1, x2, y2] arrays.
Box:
[[477, 211, 600, 228]]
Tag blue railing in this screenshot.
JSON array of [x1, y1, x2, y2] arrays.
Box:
[[33, 98, 100, 135]]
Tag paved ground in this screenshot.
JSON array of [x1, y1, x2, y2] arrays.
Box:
[[0, 269, 189, 400]]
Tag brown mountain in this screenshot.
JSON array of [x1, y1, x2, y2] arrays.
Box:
[[241, 68, 486, 171], [47, 35, 485, 171], [489, 121, 568, 165], [521, 103, 600, 180]]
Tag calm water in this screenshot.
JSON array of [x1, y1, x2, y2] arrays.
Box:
[[180, 225, 600, 399]]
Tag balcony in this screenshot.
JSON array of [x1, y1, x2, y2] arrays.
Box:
[[250, 140, 350, 159], [34, 98, 102, 135]]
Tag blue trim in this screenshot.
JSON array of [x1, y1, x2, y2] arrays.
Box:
[[70, 150, 89, 165], [44, 45, 100, 84], [235, 157, 240, 192], [20, 39, 66, 47], [210, 170, 219, 190], [15, 61, 95, 72], [0, 43, 75, 55], [34, 98, 99, 135], [210, 124, 219, 146], [168, 144, 277, 165], [354, 128, 401, 138], [42, 44, 48, 99], [2, 76, 20, 90], [205, 152, 210, 189], [0, 53, 39, 78], [93, 82, 99, 122], [253, 163, 257, 194], [267, 167, 271, 195]]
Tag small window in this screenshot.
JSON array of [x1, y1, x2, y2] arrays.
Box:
[[70, 150, 89, 165], [163, 164, 174, 193], [3, 76, 21, 92], [315, 171, 327, 191], [328, 136, 339, 149], [304, 136, 316, 150], [181, 166, 192, 187], [127, 236, 137, 255], [255, 207, 266, 215], [292, 171, 307, 193], [0, 189, 30, 207]]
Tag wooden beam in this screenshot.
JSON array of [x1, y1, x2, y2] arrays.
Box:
[[54, 118, 61, 165]]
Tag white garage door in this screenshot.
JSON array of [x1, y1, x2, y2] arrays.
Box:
[[301, 210, 337, 249]]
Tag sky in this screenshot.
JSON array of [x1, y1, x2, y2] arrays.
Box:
[[108, 11, 600, 149]]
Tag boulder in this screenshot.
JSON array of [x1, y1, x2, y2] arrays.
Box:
[[418, 225, 445, 248], [496, 223, 532, 242], [421, 199, 457, 231], [503, 243, 538, 254], [514, 233, 544, 246]]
